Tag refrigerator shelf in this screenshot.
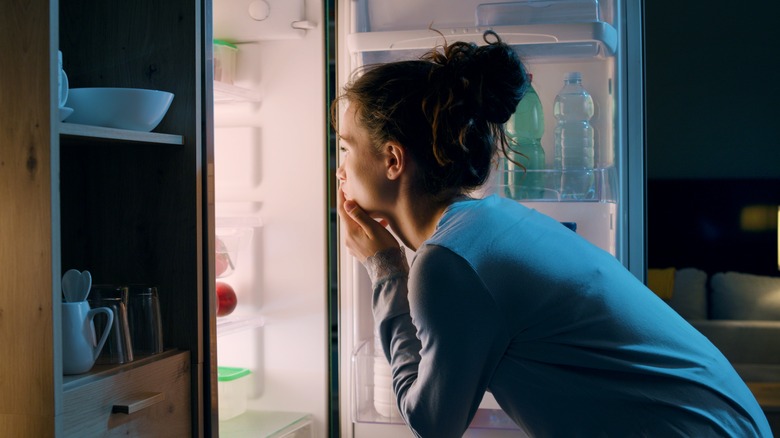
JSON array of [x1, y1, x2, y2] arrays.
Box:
[[347, 21, 616, 57], [219, 410, 313, 437], [217, 314, 266, 337], [214, 81, 263, 103]]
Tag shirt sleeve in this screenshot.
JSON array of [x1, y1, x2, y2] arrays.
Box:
[[371, 244, 511, 437]]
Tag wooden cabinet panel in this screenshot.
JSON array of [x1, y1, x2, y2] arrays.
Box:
[[61, 351, 191, 437]]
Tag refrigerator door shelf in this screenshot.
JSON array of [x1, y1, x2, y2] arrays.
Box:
[[352, 340, 522, 430], [499, 166, 619, 203], [347, 22, 617, 57], [476, 0, 601, 26]]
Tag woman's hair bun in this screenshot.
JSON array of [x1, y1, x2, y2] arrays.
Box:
[[333, 30, 529, 198], [472, 31, 529, 124], [426, 30, 528, 125]]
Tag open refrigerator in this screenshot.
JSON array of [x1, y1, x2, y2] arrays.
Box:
[[208, 0, 644, 437]]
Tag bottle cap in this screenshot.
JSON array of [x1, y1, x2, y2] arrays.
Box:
[[565, 71, 582, 82]]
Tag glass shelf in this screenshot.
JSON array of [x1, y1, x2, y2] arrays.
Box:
[[219, 410, 313, 437], [214, 81, 263, 103], [217, 314, 265, 337]]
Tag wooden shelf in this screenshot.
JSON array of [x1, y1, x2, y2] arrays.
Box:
[[59, 123, 184, 145], [63, 349, 182, 392]]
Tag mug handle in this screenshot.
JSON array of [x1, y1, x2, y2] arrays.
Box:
[[88, 306, 114, 362], [59, 69, 69, 108]]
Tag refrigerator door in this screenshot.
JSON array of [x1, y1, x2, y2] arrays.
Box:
[[336, 0, 644, 436]]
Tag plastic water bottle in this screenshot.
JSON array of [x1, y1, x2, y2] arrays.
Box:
[[553, 71, 595, 200], [503, 74, 545, 199]]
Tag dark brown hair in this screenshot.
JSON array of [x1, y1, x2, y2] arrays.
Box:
[[333, 31, 528, 198]]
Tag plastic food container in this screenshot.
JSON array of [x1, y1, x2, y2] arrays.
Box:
[[218, 366, 252, 421], [215, 216, 260, 278], [213, 39, 238, 84]]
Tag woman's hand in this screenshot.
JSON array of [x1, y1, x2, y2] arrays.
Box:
[[337, 187, 400, 263]]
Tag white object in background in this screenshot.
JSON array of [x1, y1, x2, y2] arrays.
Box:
[[213, 0, 316, 42], [372, 337, 402, 420]]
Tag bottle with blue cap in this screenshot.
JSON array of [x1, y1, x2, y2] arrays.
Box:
[[553, 71, 595, 200]]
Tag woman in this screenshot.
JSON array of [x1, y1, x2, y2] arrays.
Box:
[[334, 31, 771, 437]]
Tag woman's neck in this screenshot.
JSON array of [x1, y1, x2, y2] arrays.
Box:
[[386, 191, 463, 251]]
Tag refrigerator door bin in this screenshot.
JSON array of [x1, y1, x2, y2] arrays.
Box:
[[499, 166, 618, 202], [352, 340, 522, 430], [347, 22, 617, 60], [476, 0, 601, 26]]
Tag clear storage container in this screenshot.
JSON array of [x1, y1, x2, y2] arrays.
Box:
[[215, 216, 260, 278], [218, 366, 252, 421], [214, 39, 238, 84]]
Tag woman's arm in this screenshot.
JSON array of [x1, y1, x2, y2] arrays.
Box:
[[372, 244, 510, 437]]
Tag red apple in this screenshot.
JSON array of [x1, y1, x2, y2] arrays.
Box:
[[216, 281, 237, 317], [215, 237, 231, 277]]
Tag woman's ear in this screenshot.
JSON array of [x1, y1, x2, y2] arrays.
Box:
[[383, 142, 405, 180]]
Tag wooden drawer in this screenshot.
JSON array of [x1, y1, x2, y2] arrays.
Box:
[[61, 350, 191, 437]]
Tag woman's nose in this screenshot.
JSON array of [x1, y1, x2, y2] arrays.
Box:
[[336, 164, 346, 183]]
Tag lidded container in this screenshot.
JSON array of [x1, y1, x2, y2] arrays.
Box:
[[218, 366, 252, 421], [213, 39, 238, 84]]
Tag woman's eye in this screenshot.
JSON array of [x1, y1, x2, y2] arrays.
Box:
[[339, 145, 348, 153]]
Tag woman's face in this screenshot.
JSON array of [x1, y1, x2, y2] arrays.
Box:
[[336, 104, 393, 214]]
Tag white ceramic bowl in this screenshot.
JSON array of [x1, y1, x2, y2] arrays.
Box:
[[65, 88, 174, 132]]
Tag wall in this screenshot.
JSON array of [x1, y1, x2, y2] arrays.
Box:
[[645, 2, 780, 276], [645, 1, 780, 180]]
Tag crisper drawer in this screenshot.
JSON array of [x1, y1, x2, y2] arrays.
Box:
[[61, 350, 191, 437]]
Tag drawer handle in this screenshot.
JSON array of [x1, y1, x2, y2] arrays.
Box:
[[112, 392, 166, 414]]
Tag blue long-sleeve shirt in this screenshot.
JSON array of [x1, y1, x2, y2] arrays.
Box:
[[370, 194, 771, 437]]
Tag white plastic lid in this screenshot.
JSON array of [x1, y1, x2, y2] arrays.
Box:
[[565, 71, 582, 82]]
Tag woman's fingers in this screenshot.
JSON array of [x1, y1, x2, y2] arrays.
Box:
[[336, 187, 399, 262]]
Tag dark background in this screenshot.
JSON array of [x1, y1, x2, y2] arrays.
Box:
[[645, 1, 780, 277]]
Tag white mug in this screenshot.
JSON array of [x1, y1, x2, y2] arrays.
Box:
[[58, 50, 69, 108], [62, 301, 113, 375]]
